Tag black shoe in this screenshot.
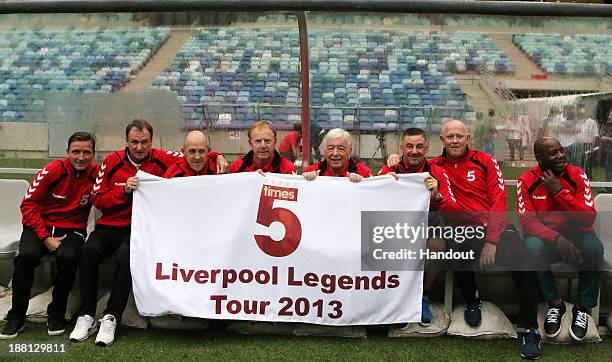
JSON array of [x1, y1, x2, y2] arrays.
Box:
[[543, 302, 566, 338], [569, 305, 589, 341], [0, 320, 25, 339], [521, 329, 542, 360], [464, 298, 482, 327], [47, 315, 67, 336]]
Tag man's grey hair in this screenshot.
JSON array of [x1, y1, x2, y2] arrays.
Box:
[[320, 128, 352, 154]]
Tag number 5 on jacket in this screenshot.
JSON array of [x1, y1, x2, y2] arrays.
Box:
[[255, 184, 302, 257]]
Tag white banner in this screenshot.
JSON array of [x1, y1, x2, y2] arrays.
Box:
[[131, 171, 429, 325]]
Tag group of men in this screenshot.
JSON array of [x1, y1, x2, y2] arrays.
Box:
[[384, 120, 603, 359], [0, 118, 604, 360]]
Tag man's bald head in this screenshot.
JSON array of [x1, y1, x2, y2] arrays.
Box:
[[441, 119, 468, 136], [533, 136, 565, 173], [440, 119, 470, 159], [533, 137, 559, 157], [182, 130, 211, 171], [183, 130, 209, 148]]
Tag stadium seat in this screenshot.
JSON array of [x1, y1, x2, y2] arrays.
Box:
[[145, 28, 484, 126], [1, 28, 170, 120], [513, 33, 611, 75]]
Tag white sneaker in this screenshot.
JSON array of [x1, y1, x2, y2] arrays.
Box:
[[95, 314, 117, 347], [69, 315, 99, 342]]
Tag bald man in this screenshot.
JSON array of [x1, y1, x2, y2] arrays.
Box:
[[517, 137, 603, 342], [429, 121, 508, 266], [387, 120, 542, 359], [164, 130, 227, 178]]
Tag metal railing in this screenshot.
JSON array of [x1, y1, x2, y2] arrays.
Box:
[[180, 102, 470, 128], [478, 72, 508, 118]]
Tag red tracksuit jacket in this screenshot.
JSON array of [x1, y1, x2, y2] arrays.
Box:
[[431, 147, 508, 244], [21, 158, 98, 240], [93, 148, 182, 227], [163, 152, 220, 178], [304, 159, 373, 178], [517, 163, 596, 242], [229, 150, 296, 174], [378, 158, 460, 212]]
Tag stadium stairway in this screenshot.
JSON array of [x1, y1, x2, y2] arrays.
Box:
[[439, 74, 537, 165], [454, 75, 495, 116], [121, 29, 193, 92], [489, 33, 542, 78]]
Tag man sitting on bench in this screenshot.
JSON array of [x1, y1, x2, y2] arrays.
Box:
[[1, 132, 98, 339], [518, 136, 603, 342]]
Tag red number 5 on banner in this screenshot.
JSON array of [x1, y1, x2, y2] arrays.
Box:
[[255, 185, 302, 257]]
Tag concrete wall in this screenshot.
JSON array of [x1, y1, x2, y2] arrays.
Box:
[[0, 122, 48, 158]]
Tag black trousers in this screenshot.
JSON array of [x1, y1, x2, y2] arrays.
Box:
[[449, 228, 539, 329], [78, 224, 131, 322], [6, 226, 85, 322]]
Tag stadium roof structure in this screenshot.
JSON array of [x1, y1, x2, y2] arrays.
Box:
[[0, 0, 611, 17]]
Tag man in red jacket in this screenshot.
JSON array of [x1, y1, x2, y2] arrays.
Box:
[[302, 128, 372, 181], [435, 120, 540, 359], [278, 124, 301, 162], [68, 119, 227, 347], [230, 121, 296, 174], [0, 132, 97, 339], [387, 120, 541, 360], [378, 127, 459, 327], [164, 130, 222, 178], [518, 137, 603, 342]]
